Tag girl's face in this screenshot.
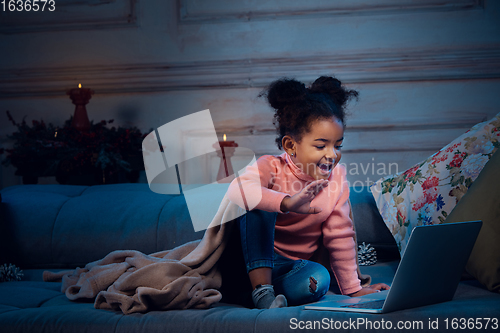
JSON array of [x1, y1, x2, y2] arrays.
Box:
[[286, 117, 344, 180]]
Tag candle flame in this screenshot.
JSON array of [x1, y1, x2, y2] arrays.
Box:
[[78, 83, 82, 88], [223, 134, 226, 141]]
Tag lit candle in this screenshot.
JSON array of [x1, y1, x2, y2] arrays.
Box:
[[67, 83, 94, 132], [218, 133, 238, 148], [213, 134, 238, 182]]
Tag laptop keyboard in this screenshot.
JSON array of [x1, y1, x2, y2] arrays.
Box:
[[342, 300, 385, 309]]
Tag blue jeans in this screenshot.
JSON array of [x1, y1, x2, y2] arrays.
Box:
[[239, 209, 330, 306]]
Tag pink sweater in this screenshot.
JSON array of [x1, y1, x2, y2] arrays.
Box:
[[227, 153, 361, 295]]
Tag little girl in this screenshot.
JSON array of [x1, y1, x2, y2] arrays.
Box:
[[227, 76, 389, 309]]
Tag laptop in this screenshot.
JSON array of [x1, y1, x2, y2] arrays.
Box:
[[304, 221, 482, 314]]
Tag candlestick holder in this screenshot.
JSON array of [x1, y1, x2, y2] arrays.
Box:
[[67, 84, 93, 132], [213, 137, 238, 183]]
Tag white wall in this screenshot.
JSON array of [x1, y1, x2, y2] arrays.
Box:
[[1, 0, 499, 189]]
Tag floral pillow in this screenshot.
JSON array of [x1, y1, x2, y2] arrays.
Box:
[[371, 112, 500, 255]]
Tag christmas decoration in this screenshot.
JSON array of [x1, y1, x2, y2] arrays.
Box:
[[0, 263, 24, 282], [358, 242, 377, 266], [1, 111, 148, 185]]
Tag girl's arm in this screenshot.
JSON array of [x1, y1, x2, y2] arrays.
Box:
[[227, 155, 289, 213], [321, 166, 362, 295], [228, 155, 329, 214], [279, 180, 328, 214], [322, 167, 390, 296]]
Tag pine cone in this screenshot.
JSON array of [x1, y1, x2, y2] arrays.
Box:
[[0, 263, 24, 282], [358, 242, 377, 266]]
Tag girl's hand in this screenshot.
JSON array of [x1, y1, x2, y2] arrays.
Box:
[[280, 179, 329, 214], [348, 283, 390, 297]]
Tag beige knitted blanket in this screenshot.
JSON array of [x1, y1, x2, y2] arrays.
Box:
[[43, 196, 239, 314]]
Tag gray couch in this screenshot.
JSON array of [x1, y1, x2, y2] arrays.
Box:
[[1, 184, 499, 333]]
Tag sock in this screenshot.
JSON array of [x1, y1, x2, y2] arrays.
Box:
[[251, 284, 288, 309], [269, 294, 288, 308]]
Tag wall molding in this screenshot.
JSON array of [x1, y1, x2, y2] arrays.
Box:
[[0, 0, 138, 34], [179, 0, 484, 24], [216, 116, 484, 137], [1, 46, 500, 99]]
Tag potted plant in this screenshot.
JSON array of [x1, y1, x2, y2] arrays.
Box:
[[1, 111, 147, 185]]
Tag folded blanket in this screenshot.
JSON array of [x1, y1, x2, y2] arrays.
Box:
[[44, 195, 240, 314]]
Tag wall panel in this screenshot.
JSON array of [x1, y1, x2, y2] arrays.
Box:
[[0, 0, 499, 189], [0, 0, 137, 34]]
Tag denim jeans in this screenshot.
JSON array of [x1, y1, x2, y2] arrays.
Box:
[[238, 209, 330, 306]]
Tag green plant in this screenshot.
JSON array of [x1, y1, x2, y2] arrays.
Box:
[[1, 111, 146, 182]]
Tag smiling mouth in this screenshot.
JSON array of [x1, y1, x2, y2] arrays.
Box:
[[317, 163, 333, 174]]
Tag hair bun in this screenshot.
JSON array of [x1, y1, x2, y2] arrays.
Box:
[[266, 78, 307, 110], [309, 76, 358, 108]]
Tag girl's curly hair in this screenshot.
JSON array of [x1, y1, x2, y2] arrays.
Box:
[[262, 76, 359, 150]]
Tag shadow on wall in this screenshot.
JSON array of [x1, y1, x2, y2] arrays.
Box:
[[117, 104, 140, 127]]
